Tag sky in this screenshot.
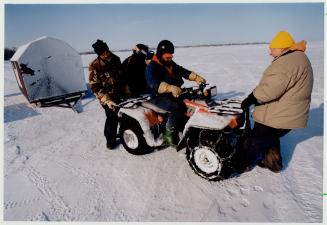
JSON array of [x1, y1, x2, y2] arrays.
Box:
[[4, 2, 325, 52]]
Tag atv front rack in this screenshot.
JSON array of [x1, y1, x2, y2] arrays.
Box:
[[208, 99, 243, 115]]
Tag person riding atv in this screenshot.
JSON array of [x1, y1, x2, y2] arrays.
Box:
[[116, 83, 246, 181], [145, 40, 206, 145]]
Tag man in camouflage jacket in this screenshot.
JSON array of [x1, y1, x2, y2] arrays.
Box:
[[89, 39, 124, 149]]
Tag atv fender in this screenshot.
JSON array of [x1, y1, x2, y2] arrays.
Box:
[[118, 107, 164, 147], [177, 109, 238, 151], [184, 109, 238, 133]]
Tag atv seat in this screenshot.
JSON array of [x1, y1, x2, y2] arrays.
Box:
[[141, 101, 170, 114]]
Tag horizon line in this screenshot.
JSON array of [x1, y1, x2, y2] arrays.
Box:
[[79, 41, 270, 55]]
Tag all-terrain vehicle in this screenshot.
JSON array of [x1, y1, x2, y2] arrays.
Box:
[[117, 84, 249, 181]]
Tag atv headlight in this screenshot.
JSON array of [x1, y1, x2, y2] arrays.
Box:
[[208, 86, 217, 97]]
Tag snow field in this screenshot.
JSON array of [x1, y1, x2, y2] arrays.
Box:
[[4, 42, 323, 221]]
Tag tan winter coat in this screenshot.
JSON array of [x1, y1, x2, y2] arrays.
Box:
[[253, 47, 313, 129]]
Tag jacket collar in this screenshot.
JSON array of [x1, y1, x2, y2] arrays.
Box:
[[152, 54, 163, 66], [151, 54, 174, 77], [272, 40, 307, 62]]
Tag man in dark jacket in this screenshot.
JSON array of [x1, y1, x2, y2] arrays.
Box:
[[122, 44, 150, 97], [89, 39, 125, 149], [145, 40, 206, 145]]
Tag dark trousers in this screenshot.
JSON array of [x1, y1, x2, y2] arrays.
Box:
[[149, 95, 187, 132], [102, 105, 119, 148], [239, 122, 291, 169]]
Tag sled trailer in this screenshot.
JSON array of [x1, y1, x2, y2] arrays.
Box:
[[10, 36, 87, 108]]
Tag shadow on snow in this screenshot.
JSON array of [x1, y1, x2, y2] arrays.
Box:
[[4, 103, 41, 123], [281, 103, 324, 169]]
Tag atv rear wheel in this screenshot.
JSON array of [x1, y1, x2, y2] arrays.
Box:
[[119, 119, 151, 155]]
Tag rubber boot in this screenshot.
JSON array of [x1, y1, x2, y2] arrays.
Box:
[[163, 129, 179, 147]]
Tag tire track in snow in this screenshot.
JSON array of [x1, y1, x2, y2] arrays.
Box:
[[57, 156, 135, 221], [4, 197, 42, 210], [186, 168, 259, 220], [54, 160, 107, 221], [281, 171, 322, 222], [185, 169, 229, 220], [280, 144, 323, 222], [55, 160, 97, 185], [29, 211, 50, 221], [4, 145, 30, 177], [26, 166, 75, 221]]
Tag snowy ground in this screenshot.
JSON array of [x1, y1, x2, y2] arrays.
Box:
[[3, 42, 324, 222]]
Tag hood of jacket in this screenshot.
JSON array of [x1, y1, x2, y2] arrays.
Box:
[[273, 40, 307, 62]]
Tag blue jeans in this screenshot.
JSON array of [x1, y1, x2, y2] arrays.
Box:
[[149, 94, 187, 132]]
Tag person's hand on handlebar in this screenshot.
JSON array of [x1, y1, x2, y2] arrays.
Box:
[[106, 100, 117, 111], [169, 85, 182, 98], [189, 72, 206, 85], [158, 81, 182, 98], [241, 92, 258, 110]]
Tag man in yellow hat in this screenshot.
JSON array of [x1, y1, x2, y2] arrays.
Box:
[[237, 31, 313, 173]]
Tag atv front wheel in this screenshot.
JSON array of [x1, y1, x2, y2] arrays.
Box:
[[187, 145, 224, 181], [119, 119, 151, 155], [187, 145, 234, 181]]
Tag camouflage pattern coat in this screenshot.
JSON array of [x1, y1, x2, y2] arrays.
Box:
[[89, 52, 124, 105]]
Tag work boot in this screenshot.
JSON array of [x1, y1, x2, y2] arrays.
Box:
[[163, 129, 179, 147], [262, 146, 282, 173], [257, 160, 267, 168], [106, 141, 118, 150]]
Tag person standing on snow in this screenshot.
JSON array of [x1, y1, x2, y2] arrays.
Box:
[[89, 39, 126, 149], [145, 40, 206, 146], [239, 31, 313, 173], [122, 44, 151, 97]]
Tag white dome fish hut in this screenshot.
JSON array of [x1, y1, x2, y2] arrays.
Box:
[[10, 36, 87, 109]]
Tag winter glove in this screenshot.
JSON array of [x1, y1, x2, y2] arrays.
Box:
[[189, 72, 206, 85], [158, 81, 182, 98], [106, 100, 117, 111], [241, 92, 258, 110], [168, 85, 182, 98]]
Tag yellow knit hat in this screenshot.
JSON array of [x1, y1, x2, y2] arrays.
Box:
[[269, 31, 295, 49]]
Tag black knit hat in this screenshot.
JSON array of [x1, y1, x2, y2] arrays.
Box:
[[146, 50, 155, 60], [136, 44, 149, 55], [157, 40, 174, 58], [92, 39, 109, 56]]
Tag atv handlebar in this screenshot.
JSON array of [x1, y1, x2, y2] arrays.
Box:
[[181, 82, 207, 93], [180, 83, 216, 100], [116, 83, 216, 109]]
